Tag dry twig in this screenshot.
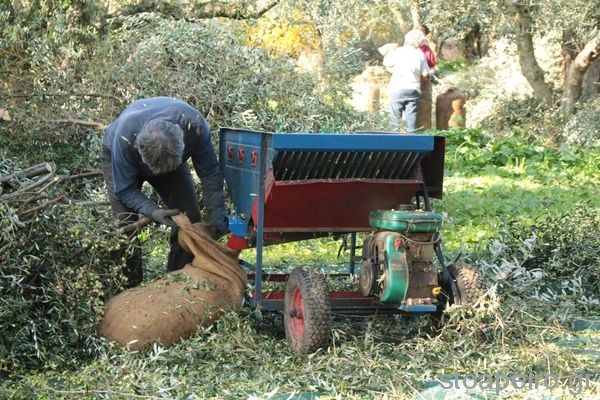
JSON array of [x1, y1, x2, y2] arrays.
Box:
[[60, 170, 103, 180], [121, 216, 152, 234], [18, 195, 67, 219], [70, 200, 110, 207], [43, 118, 106, 130]]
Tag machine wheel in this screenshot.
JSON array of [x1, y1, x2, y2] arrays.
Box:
[[284, 267, 332, 354], [431, 261, 484, 333], [447, 261, 484, 306]]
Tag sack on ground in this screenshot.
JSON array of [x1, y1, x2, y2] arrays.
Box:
[[98, 214, 247, 350]]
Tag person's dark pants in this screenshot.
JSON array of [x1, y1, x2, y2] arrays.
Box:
[[102, 147, 202, 287], [389, 89, 420, 133]]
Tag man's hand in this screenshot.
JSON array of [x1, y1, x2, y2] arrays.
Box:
[[151, 208, 180, 227]]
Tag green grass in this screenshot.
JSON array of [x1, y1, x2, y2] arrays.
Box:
[[436, 58, 470, 73]]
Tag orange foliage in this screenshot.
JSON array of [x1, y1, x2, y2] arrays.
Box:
[[247, 13, 320, 57]]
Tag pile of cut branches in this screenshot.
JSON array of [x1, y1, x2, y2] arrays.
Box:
[[0, 159, 127, 372], [3, 162, 76, 221]]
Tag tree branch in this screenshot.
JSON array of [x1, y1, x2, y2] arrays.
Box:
[[0, 162, 53, 184], [70, 200, 110, 207], [101, 0, 280, 28], [16, 193, 49, 210], [192, 0, 279, 19], [1, 174, 54, 200], [18, 195, 67, 219], [561, 30, 578, 85], [43, 118, 106, 130], [564, 35, 600, 110], [60, 170, 103, 180], [30, 176, 61, 197], [1, 91, 119, 100], [121, 217, 153, 234]]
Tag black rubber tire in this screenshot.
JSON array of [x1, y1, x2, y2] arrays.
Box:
[[430, 261, 485, 333], [448, 261, 484, 305], [284, 267, 332, 354]]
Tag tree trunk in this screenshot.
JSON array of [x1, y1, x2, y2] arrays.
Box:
[[564, 35, 600, 110], [463, 24, 483, 59], [410, 0, 420, 27], [581, 57, 600, 102], [512, 2, 554, 105], [561, 30, 578, 86], [435, 36, 446, 60]]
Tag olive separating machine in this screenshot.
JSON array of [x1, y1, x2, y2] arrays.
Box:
[[219, 128, 481, 354]]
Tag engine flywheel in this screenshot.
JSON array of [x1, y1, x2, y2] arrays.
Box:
[[359, 260, 380, 297]]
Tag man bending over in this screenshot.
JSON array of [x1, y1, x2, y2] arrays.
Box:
[[102, 96, 227, 286]]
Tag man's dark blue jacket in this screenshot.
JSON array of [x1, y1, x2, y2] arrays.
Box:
[[103, 97, 225, 227]]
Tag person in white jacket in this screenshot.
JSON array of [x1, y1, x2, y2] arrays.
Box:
[[384, 29, 431, 132]]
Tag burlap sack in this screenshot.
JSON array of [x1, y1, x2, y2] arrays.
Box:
[[436, 88, 466, 130], [99, 214, 247, 350]]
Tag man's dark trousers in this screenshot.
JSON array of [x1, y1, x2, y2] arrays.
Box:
[[102, 147, 202, 286]]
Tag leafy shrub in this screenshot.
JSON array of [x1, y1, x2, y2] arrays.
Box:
[[440, 127, 599, 180], [436, 58, 470, 74], [493, 205, 599, 298], [101, 14, 371, 133], [479, 95, 548, 138], [1, 12, 383, 171], [0, 9, 386, 373], [477, 94, 600, 147], [560, 97, 600, 146], [442, 127, 544, 173]]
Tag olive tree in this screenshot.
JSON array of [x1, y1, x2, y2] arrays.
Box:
[[422, 0, 599, 109], [503, 0, 599, 108]]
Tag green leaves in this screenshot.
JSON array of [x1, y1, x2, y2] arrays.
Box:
[[104, 15, 375, 135], [496, 205, 600, 297], [0, 161, 128, 372]]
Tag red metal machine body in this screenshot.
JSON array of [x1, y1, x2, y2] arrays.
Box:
[[219, 128, 445, 312]]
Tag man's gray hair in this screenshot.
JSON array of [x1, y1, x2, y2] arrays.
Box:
[[404, 29, 426, 48], [136, 119, 185, 174]]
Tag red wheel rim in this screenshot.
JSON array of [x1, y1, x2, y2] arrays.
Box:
[[289, 288, 305, 340]]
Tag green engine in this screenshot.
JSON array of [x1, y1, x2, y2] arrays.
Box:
[[359, 209, 443, 311]]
